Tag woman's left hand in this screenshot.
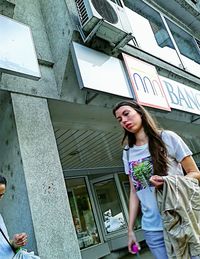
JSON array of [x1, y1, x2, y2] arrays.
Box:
[[150, 175, 164, 188]]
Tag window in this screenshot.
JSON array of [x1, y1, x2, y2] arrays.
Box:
[[166, 18, 200, 77], [93, 178, 127, 234], [118, 173, 141, 230], [65, 178, 101, 249], [124, 0, 200, 78], [124, 0, 182, 67]]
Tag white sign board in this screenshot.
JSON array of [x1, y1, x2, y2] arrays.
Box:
[[71, 41, 200, 116], [122, 53, 171, 111], [160, 76, 200, 116], [0, 15, 40, 80], [71, 42, 132, 98]]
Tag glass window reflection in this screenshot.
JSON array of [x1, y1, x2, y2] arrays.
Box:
[[93, 178, 127, 234], [124, 1, 182, 67], [118, 173, 141, 230], [166, 19, 200, 77], [65, 178, 100, 249]]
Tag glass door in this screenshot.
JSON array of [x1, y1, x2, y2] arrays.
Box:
[[118, 173, 141, 230], [65, 177, 101, 249], [92, 176, 127, 236]]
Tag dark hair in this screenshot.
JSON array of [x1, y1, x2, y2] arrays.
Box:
[[113, 100, 168, 176], [0, 175, 7, 186]]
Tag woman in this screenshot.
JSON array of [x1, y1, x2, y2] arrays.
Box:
[[0, 175, 28, 259], [112, 100, 200, 259]]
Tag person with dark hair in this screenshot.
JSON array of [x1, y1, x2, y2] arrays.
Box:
[[0, 175, 28, 259], [113, 100, 200, 259]]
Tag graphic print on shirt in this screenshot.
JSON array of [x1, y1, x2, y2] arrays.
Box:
[[129, 156, 153, 191]]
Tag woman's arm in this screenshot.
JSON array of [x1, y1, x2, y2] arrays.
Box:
[[150, 155, 200, 187], [128, 176, 140, 254], [181, 155, 200, 181]]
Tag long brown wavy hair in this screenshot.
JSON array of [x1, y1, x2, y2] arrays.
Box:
[[113, 100, 168, 176]]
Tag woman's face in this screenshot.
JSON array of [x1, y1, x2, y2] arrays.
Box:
[[115, 105, 143, 134], [0, 184, 6, 200]]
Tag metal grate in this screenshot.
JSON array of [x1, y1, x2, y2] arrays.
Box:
[[91, 0, 118, 24], [75, 0, 89, 26], [195, 38, 200, 50]]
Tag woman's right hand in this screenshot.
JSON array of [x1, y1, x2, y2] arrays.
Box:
[[128, 231, 140, 254], [12, 233, 28, 248], [150, 175, 164, 188]]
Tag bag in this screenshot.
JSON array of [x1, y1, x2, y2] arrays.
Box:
[[13, 249, 40, 259]]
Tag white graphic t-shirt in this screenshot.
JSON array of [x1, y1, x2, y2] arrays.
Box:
[[0, 214, 15, 259], [123, 130, 192, 231]]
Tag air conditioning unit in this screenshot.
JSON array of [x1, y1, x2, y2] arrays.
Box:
[[75, 0, 135, 47]]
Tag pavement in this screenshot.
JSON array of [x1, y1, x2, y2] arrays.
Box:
[[120, 246, 154, 259]]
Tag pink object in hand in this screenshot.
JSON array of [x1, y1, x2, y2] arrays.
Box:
[[131, 243, 139, 253]]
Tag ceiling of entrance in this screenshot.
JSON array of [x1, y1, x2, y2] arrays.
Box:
[[50, 100, 125, 173], [54, 127, 124, 172], [49, 100, 200, 173]]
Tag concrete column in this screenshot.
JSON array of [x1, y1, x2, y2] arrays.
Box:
[[11, 93, 81, 259], [0, 92, 36, 252]]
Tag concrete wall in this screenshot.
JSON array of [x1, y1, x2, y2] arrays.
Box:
[[0, 0, 200, 106], [0, 0, 199, 258], [0, 0, 59, 99], [39, 0, 77, 94]]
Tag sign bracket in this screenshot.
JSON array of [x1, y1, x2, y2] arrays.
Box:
[[191, 115, 200, 123], [85, 90, 99, 104]]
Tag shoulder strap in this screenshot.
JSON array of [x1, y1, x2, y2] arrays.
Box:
[[0, 228, 16, 253], [125, 148, 129, 163]]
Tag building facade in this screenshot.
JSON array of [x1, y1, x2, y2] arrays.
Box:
[[0, 0, 200, 258]]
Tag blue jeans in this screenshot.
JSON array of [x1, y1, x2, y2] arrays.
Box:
[[144, 230, 200, 259], [144, 230, 168, 259]]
